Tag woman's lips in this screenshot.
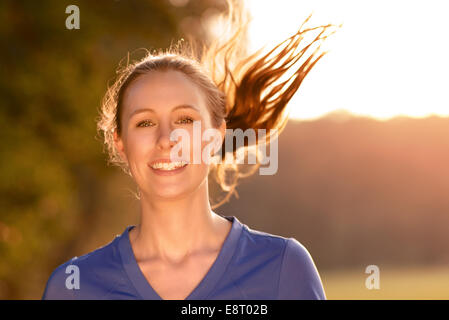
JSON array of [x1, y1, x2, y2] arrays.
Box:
[[148, 162, 189, 176]]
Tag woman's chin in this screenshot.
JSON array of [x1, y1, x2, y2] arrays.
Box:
[[148, 186, 190, 200]]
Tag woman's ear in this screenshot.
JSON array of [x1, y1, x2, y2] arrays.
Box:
[[113, 130, 128, 164]]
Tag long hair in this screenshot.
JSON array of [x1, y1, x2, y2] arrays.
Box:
[[96, 0, 339, 208]]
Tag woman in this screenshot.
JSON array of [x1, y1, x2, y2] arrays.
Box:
[[42, 1, 337, 300]]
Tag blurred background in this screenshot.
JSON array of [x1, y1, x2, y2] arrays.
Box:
[[0, 0, 448, 299]]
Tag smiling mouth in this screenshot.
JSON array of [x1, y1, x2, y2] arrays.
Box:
[[149, 161, 189, 171]]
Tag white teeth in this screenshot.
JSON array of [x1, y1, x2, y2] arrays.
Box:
[[150, 161, 188, 170]]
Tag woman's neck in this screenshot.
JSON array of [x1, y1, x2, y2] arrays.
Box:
[[128, 182, 231, 265]]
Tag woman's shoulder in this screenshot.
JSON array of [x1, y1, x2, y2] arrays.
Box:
[[41, 232, 123, 299], [277, 237, 326, 300], [238, 221, 316, 259], [234, 222, 299, 270], [63, 233, 122, 270], [238, 222, 326, 299], [239, 222, 291, 252], [239, 224, 316, 265]]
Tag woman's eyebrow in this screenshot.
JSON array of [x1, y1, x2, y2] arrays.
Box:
[[129, 104, 200, 118]]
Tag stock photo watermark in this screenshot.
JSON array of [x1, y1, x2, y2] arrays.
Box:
[[365, 265, 380, 290], [168, 120, 279, 175], [65, 263, 80, 290], [65, 5, 80, 30]]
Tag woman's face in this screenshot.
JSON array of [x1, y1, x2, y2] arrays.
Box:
[[113, 70, 225, 200]]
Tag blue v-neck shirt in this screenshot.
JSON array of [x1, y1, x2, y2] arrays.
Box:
[[42, 216, 326, 300]]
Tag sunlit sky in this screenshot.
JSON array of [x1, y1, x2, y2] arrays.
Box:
[[245, 0, 449, 120]]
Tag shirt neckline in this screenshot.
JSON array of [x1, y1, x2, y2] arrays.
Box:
[[117, 215, 243, 300]]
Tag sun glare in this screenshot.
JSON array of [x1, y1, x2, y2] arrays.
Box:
[[246, 0, 449, 120]]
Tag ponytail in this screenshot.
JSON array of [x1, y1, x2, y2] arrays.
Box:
[[200, 1, 339, 208]]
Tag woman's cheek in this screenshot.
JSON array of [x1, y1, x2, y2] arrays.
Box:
[[129, 132, 156, 159]]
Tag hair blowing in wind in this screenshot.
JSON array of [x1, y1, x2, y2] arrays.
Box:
[[96, 0, 340, 209]]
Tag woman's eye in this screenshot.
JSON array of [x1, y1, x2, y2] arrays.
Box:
[[137, 120, 154, 128], [137, 117, 193, 127], [176, 117, 194, 125]]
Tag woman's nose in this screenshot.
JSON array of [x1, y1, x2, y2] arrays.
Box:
[[156, 123, 176, 150]]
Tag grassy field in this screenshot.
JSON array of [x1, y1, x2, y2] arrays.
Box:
[[320, 264, 449, 300]]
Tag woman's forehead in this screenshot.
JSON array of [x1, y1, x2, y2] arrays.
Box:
[[123, 70, 208, 116]]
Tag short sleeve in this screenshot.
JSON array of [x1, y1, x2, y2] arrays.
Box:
[[41, 259, 78, 300], [277, 238, 326, 300]]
